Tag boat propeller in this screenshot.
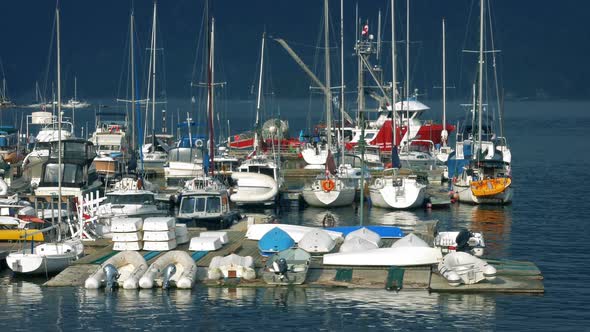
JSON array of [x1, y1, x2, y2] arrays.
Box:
[[162, 264, 177, 289], [103, 264, 120, 291]]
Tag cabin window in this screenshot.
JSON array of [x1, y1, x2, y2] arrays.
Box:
[[107, 194, 154, 205], [364, 133, 375, 140], [180, 196, 206, 214], [206, 198, 221, 213]]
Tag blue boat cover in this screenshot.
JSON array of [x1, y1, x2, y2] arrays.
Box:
[[258, 227, 295, 256], [325, 226, 405, 239]]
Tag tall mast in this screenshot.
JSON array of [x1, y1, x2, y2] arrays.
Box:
[[477, 0, 485, 155], [56, 7, 63, 234], [324, 0, 332, 149], [130, 11, 135, 151], [207, 17, 215, 175], [151, 1, 157, 138], [405, 0, 410, 146], [391, 0, 397, 158], [442, 19, 447, 147], [377, 10, 382, 61], [340, 0, 345, 165], [255, 32, 265, 155]]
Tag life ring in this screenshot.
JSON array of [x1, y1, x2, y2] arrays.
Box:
[[321, 179, 335, 192], [195, 139, 204, 148]]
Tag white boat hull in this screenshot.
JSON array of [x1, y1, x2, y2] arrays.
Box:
[[452, 183, 513, 205], [230, 172, 278, 205], [301, 145, 329, 165], [370, 178, 426, 209], [85, 250, 148, 289], [246, 224, 343, 243], [323, 246, 442, 266], [301, 187, 355, 207], [6, 239, 84, 275]]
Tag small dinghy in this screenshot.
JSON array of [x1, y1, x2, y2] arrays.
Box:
[[297, 229, 337, 254], [324, 233, 442, 267], [258, 227, 295, 256], [85, 251, 148, 290], [208, 253, 256, 280], [338, 236, 379, 253], [345, 227, 382, 247], [438, 251, 497, 286], [246, 224, 342, 243], [262, 248, 311, 285], [139, 251, 197, 289]]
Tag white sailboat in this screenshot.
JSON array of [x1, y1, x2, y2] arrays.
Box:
[[302, 0, 356, 208], [230, 32, 281, 206], [141, 2, 169, 174], [367, 0, 426, 210], [7, 7, 84, 275], [451, 0, 512, 205]]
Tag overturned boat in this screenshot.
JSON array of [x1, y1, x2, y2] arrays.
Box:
[[297, 229, 337, 254], [258, 227, 295, 256], [84, 250, 148, 290], [139, 251, 197, 289]]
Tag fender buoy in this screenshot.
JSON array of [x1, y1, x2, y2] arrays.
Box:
[[321, 179, 335, 192]]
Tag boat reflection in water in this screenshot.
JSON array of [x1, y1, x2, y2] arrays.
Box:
[[207, 287, 256, 302], [451, 204, 512, 258]]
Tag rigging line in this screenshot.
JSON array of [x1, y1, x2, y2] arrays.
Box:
[[42, 12, 58, 103], [458, 0, 478, 99]]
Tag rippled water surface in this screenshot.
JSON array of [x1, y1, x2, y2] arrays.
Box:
[[1, 101, 588, 331]]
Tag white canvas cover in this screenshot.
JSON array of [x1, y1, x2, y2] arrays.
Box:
[[189, 236, 222, 251], [113, 241, 143, 251], [143, 239, 177, 251], [143, 230, 176, 242], [143, 217, 175, 231], [110, 218, 143, 233], [199, 231, 228, 244], [111, 231, 142, 242]]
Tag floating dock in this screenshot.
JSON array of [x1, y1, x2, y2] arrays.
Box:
[[45, 218, 544, 293]]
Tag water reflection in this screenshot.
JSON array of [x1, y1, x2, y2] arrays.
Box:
[[207, 287, 256, 301], [450, 204, 513, 258]]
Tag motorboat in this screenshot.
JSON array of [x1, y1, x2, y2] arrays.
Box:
[[261, 248, 311, 285], [139, 250, 197, 289], [177, 176, 241, 230], [84, 250, 148, 290], [438, 251, 496, 286]]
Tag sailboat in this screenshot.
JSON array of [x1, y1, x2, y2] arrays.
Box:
[[7, 7, 83, 275], [62, 77, 90, 109], [141, 2, 169, 174], [0, 77, 15, 108], [231, 32, 281, 206], [365, 0, 426, 210], [301, 0, 355, 208], [450, 0, 512, 205]]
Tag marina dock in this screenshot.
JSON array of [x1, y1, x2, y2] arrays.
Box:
[[45, 218, 544, 294]]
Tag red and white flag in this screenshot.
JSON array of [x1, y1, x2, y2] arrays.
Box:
[[361, 24, 369, 36]]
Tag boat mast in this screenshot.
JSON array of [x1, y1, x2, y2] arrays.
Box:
[[151, 1, 157, 140], [207, 17, 215, 175], [391, 0, 397, 161], [405, 0, 410, 147], [340, 0, 345, 165], [442, 19, 447, 147], [255, 32, 265, 156], [477, 0, 485, 157], [324, 0, 332, 150], [56, 7, 63, 238], [130, 10, 136, 152]]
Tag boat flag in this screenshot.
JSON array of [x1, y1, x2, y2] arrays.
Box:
[[361, 24, 369, 36]]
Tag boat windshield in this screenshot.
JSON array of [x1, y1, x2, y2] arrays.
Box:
[[106, 194, 154, 205], [180, 196, 221, 214], [247, 166, 275, 178], [43, 163, 84, 185]]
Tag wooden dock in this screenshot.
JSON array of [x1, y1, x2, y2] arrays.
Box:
[[45, 219, 544, 293]]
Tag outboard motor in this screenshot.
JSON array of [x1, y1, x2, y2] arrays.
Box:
[[272, 258, 289, 280], [162, 264, 177, 289], [455, 229, 473, 253], [103, 264, 120, 291]]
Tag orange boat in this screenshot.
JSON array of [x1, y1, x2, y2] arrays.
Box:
[[470, 177, 511, 197]]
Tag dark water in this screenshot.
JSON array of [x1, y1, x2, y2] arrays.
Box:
[[1, 100, 589, 330]]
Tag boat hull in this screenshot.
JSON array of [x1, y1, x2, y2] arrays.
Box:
[[453, 183, 513, 205], [301, 187, 355, 207], [323, 246, 442, 266], [370, 180, 426, 209]]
